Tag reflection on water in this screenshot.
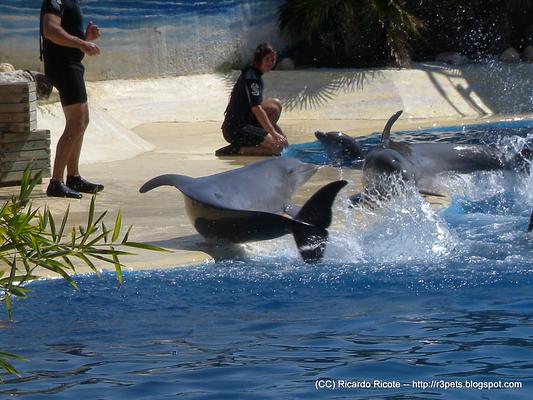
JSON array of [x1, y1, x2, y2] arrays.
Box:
[[1, 268, 532, 399]]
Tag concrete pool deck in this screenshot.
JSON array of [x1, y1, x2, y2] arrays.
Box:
[[1, 64, 533, 276]]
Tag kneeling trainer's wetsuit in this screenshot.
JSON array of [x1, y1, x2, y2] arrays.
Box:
[[40, 0, 87, 106], [221, 66, 267, 149]]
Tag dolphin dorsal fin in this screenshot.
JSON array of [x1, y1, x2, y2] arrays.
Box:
[[381, 110, 403, 147]]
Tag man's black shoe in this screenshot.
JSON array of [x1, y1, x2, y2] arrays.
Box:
[[66, 175, 104, 194], [47, 180, 83, 199], [215, 144, 238, 156]]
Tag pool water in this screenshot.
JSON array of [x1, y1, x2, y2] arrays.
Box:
[[1, 120, 533, 399]]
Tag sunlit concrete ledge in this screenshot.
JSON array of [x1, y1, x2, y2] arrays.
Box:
[[36, 62, 533, 166]]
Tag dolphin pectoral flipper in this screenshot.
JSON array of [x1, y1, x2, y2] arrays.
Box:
[[291, 180, 347, 263], [381, 110, 403, 147], [139, 174, 193, 193]]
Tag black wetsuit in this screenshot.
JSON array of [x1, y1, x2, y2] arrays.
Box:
[[221, 66, 267, 148], [40, 0, 87, 106]]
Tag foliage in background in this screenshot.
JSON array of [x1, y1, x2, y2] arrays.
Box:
[[278, 0, 533, 68], [0, 168, 166, 378]]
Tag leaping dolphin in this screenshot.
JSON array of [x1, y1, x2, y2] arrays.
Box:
[[139, 157, 347, 263], [358, 110, 531, 200]]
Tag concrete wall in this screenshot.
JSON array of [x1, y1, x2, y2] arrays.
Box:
[[0, 0, 284, 79], [78, 63, 533, 130], [35, 64, 533, 165]]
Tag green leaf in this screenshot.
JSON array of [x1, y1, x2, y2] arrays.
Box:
[[85, 253, 121, 266], [41, 206, 49, 230], [38, 260, 79, 291], [121, 225, 133, 244], [0, 275, 38, 285], [71, 227, 76, 249], [123, 242, 170, 252], [102, 222, 109, 243], [7, 286, 29, 298], [4, 293, 12, 321], [57, 204, 70, 243], [111, 246, 123, 288], [0, 359, 19, 376], [61, 255, 76, 272], [73, 253, 100, 275], [48, 210, 57, 242], [94, 210, 108, 227], [87, 196, 95, 229], [112, 210, 122, 242], [85, 229, 111, 248], [0, 350, 26, 376]]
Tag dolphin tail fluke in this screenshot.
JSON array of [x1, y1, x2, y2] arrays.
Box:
[[291, 180, 347, 263], [381, 110, 403, 147], [139, 174, 191, 193], [528, 210, 533, 232]]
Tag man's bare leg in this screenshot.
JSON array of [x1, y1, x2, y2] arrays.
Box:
[[261, 98, 285, 136], [52, 102, 88, 181], [48, 102, 103, 197], [47, 102, 88, 198], [62, 103, 104, 193], [65, 104, 89, 177]]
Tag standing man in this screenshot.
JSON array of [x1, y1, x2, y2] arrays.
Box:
[[40, 0, 104, 198], [218, 43, 288, 156]]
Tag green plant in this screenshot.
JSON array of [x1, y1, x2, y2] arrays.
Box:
[[0, 168, 167, 377], [278, 0, 423, 67], [370, 0, 423, 68]]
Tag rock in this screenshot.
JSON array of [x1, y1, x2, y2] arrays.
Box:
[[435, 52, 469, 66], [276, 57, 295, 71], [0, 63, 15, 72], [0, 70, 53, 100], [0, 70, 33, 83], [30, 71, 53, 100], [500, 47, 521, 63], [522, 45, 533, 62]]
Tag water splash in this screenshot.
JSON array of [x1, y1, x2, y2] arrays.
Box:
[[340, 178, 456, 264]]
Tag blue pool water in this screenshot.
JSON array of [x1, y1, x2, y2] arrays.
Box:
[[1, 120, 533, 399]]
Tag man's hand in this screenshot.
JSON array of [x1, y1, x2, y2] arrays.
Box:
[[79, 40, 100, 56], [85, 21, 101, 41], [273, 132, 288, 147], [265, 131, 288, 148]]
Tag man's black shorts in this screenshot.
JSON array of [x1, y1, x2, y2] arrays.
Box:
[[44, 62, 87, 107], [222, 123, 267, 149]]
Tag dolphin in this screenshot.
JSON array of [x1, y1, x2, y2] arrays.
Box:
[[529, 210, 533, 232], [358, 110, 531, 200], [314, 130, 364, 165], [139, 157, 347, 263]]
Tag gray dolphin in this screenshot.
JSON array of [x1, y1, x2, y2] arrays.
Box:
[[358, 110, 531, 200], [314, 130, 364, 165], [139, 157, 347, 263]]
